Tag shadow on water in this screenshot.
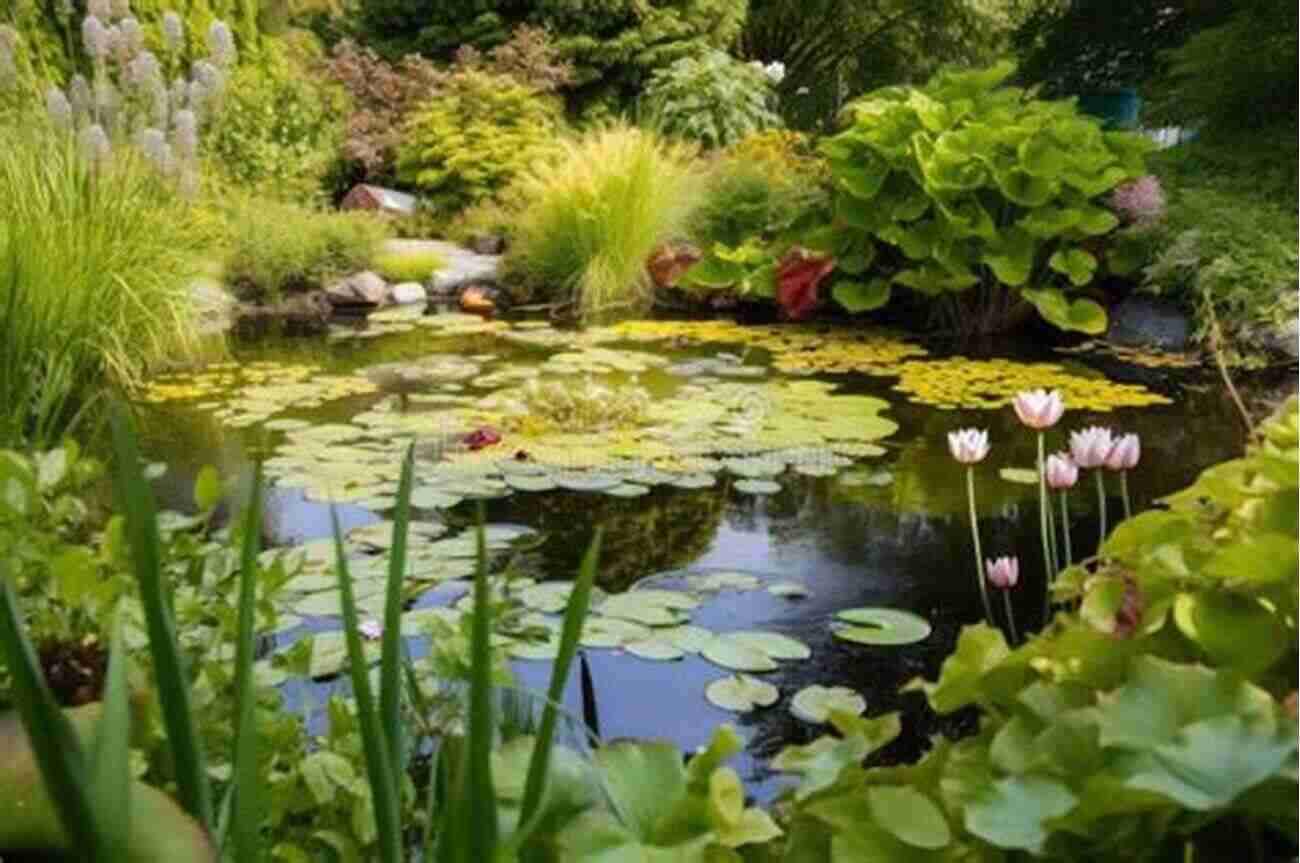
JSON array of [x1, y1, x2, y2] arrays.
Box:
[[125, 316, 1259, 799]]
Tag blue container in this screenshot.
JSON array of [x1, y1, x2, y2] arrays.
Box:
[[1077, 88, 1141, 129]]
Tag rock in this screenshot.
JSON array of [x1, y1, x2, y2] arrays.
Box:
[[326, 271, 388, 309], [233, 291, 332, 336], [647, 243, 702, 289], [459, 285, 496, 316], [1105, 295, 1192, 351], [1264, 316, 1299, 360], [470, 234, 507, 255], [389, 281, 427, 305], [188, 276, 235, 336]]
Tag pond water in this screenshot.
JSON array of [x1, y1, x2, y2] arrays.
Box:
[[131, 309, 1244, 801]]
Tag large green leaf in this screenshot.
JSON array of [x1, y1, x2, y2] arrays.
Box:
[[963, 776, 1077, 853], [831, 279, 891, 313], [836, 153, 890, 201], [902, 624, 1016, 713], [1020, 287, 1107, 335], [1048, 248, 1098, 287], [1172, 591, 1288, 675], [593, 741, 687, 841], [995, 167, 1056, 207], [981, 227, 1037, 286], [866, 786, 951, 849]]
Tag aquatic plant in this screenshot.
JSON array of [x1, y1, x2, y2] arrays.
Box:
[[503, 124, 700, 317], [372, 246, 445, 283], [1045, 452, 1078, 567], [985, 555, 1020, 644], [1070, 425, 1115, 544], [1106, 432, 1141, 519], [1013, 388, 1066, 612], [509, 378, 653, 435], [949, 428, 995, 628]]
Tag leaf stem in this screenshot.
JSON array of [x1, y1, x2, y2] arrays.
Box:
[[1001, 589, 1019, 646], [1094, 470, 1107, 546], [1037, 432, 1055, 622], [1060, 491, 1073, 568], [1120, 470, 1132, 521], [967, 467, 994, 626]]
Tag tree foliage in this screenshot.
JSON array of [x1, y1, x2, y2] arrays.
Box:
[[643, 49, 780, 148]]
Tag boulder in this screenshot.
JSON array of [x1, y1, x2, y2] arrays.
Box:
[[647, 243, 702, 289], [233, 291, 332, 336], [1105, 295, 1192, 351], [470, 234, 507, 255], [389, 281, 427, 305], [188, 276, 234, 336], [326, 271, 388, 309]]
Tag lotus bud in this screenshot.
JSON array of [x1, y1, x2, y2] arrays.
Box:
[[1069, 426, 1115, 469], [1045, 453, 1078, 490], [947, 428, 989, 465], [46, 86, 73, 130], [162, 12, 184, 53], [1012, 388, 1065, 430], [1105, 433, 1140, 471], [985, 556, 1019, 590]]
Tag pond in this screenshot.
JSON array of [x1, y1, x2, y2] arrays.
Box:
[[131, 309, 1244, 801]]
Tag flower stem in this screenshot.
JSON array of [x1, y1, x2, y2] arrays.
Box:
[[1037, 432, 1055, 621], [1060, 491, 1073, 568], [967, 467, 994, 626], [1001, 589, 1019, 646], [1095, 470, 1108, 546], [1120, 470, 1132, 521]]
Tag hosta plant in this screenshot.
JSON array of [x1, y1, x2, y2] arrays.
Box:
[[642, 49, 782, 150], [821, 61, 1155, 334]]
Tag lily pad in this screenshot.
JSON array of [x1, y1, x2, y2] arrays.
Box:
[[599, 594, 687, 627], [999, 467, 1040, 485], [624, 639, 685, 661], [768, 581, 810, 599], [705, 674, 780, 713], [833, 607, 932, 645], [790, 685, 866, 724], [734, 479, 782, 495], [727, 631, 812, 661], [519, 582, 574, 614], [700, 636, 778, 673], [660, 624, 714, 653]]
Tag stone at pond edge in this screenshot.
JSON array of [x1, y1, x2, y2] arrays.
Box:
[[233, 291, 332, 336], [325, 270, 388, 309], [647, 242, 702, 289], [389, 281, 428, 305], [1105, 295, 1191, 351], [460, 285, 497, 316]]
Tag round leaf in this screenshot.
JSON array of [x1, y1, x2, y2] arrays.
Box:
[[790, 685, 866, 724], [833, 608, 932, 645], [867, 786, 952, 849], [705, 674, 780, 712]]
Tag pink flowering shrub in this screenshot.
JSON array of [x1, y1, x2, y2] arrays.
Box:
[[1108, 175, 1166, 224]]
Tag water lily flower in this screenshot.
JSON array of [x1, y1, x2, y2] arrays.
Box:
[[947, 428, 989, 464], [1105, 433, 1140, 471], [1012, 389, 1065, 430], [1045, 453, 1078, 490], [1069, 426, 1114, 469], [986, 556, 1019, 589], [359, 619, 382, 640]]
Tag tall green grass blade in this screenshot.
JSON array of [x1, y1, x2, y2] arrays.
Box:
[[230, 464, 264, 861], [464, 506, 499, 857], [88, 607, 133, 859], [330, 507, 403, 863], [0, 571, 100, 856], [108, 405, 212, 829], [381, 444, 415, 782], [517, 529, 603, 827]]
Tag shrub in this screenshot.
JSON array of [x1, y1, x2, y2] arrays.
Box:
[[689, 130, 827, 249], [642, 49, 782, 149], [325, 38, 442, 182], [219, 195, 388, 301], [819, 61, 1153, 334], [503, 125, 700, 317], [452, 24, 573, 94], [206, 40, 348, 204], [395, 69, 563, 213], [0, 128, 206, 446], [372, 247, 445, 283]]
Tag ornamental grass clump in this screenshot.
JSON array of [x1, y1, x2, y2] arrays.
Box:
[[504, 125, 702, 318]]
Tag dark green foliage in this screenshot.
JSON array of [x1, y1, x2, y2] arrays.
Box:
[[642, 50, 781, 149], [355, 0, 747, 111], [395, 68, 563, 213]]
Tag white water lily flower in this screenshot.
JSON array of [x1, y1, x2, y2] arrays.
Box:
[[1105, 433, 1140, 470], [1069, 426, 1115, 469], [947, 428, 989, 464], [1012, 388, 1065, 430], [1045, 453, 1078, 490]]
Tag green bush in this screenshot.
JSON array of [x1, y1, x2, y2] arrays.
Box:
[[219, 195, 388, 301], [642, 49, 782, 149], [1142, 130, 1299, 347], [395, 69, 563, 214], [503, 125, 701, 317], [206, 39, 348, 204], [372, 247, 445, 282], [820, 61, 1152, 334], [0, 127, 206, 447]]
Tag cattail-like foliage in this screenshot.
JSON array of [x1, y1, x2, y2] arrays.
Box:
[[83, 14, 109, 61], [162, 12, 184, 54], [46, 86, 73, 129]]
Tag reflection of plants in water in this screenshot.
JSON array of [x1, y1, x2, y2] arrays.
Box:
[[490, 488, 725, 592], [506, 378, 652, 435]]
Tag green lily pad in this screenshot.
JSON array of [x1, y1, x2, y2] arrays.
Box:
[[667, 473, 715, 490], [625, 639, 685, 661], [705, 674, 780, 713], [700, 636, 778, 672], [505, 473, 558, 492], [555, 472, 623, 492], [734, 479, 782, 495], [581, 616, 652, 648], [599, 594, 687, 627], [519, 582, 574, 614], [833, 608, 932, 645], [509, 638, 560, 661], [604, 483, 650, 498], [661, 624, 715, 653], [727, 631, 812, 661], [790, 685, 866, 724], [768, 581, 810, 599], [410, 487, 465, 509], [999, 467, 1039, 485]]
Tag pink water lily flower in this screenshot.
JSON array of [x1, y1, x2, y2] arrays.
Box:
[[986, 556, 1019, 589], [1012, 389, 1065, 430], [948, 428, 990, 464], [1045, 453, 1078, 490], [1069, 427, 1115, 469], [359, 619, 382, 640], [1106, 433, 1141, 470]]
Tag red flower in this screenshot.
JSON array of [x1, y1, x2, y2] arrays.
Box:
[[463, 427, 501, 450], [775, 248, 835, 320]]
